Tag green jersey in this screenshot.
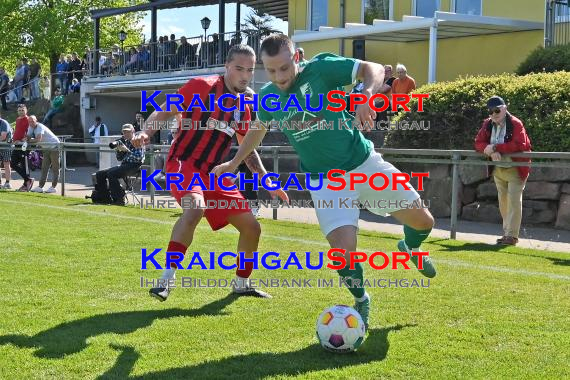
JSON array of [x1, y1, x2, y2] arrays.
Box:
[[258, 53, 372, 178]]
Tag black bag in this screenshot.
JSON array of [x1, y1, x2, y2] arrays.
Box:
[[85, 189, 112, 204]]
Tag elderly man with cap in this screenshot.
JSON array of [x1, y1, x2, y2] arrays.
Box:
[[475, 96, 532, 246], [94, 123, 144, 205]]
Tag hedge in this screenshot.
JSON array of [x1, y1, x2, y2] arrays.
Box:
[[516, 44, 570, 75], [385, 72, 570, 152]]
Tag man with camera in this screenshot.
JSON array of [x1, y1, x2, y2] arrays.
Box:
[[94, 124, 144, 205]]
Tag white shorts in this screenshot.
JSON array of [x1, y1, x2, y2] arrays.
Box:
[[309, 151, 421, 236]]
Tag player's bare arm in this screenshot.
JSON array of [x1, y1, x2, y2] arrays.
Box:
[[210, 124, 267, 177], [237, 132, 289, 203], [355, 61, 385, 131], [132, 101, 179, 147]]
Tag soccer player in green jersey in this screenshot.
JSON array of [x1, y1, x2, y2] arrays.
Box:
[[212, 34, 436, 329]]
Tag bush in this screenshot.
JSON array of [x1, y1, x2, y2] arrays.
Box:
[[385, 72, 570, 152], [516, 44, 570, 75]]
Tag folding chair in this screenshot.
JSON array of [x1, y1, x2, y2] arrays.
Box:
[[122, 169, 141, 205]]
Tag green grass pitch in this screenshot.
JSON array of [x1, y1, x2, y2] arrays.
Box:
[[0, 192, 569, 379]]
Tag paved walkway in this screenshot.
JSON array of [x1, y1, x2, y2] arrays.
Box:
[[5, 165, 570, 253]]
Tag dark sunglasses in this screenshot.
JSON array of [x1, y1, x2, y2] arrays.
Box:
[[489, 107, 502, 115]]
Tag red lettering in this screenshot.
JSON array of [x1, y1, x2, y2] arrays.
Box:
[[326, 169, 346, 191], [349, 251, 367, 270], [369, 94, 390, 112], [391, 173, 410, 190], [348, 93, 367, 112], [412, 251, 429, 270], [368, 172, 389, 191], [326, 248, 347, 270], [412, 93, 429, 112], [326, 90, 347, 112], [368, 251, 389, 270], [391, 94, 411, 112], [349, 173, 367, 190], [391, 251, 411, 269], [412, 172, 429, 191]]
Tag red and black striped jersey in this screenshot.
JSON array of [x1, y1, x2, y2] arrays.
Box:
[[168, 75, 251, 173]]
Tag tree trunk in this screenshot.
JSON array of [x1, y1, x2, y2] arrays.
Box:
[[49, 52, 59, 97]]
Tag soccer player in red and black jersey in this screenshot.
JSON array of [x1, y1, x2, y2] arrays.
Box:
[[133, 45, 288, 301]]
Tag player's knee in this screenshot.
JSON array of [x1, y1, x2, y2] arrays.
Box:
[[180, 209, 204, 229], [243, 219, 261, 238], [417, 211, 434, 230]]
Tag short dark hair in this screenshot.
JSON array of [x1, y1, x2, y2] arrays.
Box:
[[226, 44, 256, 63], [95, 116, 101, 121], [260, 33, 293, 57]]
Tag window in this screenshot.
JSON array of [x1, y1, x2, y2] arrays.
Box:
[[414, 0, 439, 18], [363, 0, 391, 24], [555, 1, 569, 23], [309, 0, 328, 31], [454, 0, 482, 16]]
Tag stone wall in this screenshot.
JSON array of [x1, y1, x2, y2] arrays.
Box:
[[402, 163, 570, 230]]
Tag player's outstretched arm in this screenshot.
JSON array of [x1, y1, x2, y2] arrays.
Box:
[[355, 61, 385, 131], [210, 125, 267, 177], [132, 101, 179, 148], [237, 133, 289, 203]]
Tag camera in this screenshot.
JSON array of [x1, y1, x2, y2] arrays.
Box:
[[109, 139, 123, 149]]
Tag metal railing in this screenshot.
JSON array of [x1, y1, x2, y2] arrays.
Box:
[[84, 31, 265, 77], [2, 142, 569, 239], [545, 0, 570, 47]]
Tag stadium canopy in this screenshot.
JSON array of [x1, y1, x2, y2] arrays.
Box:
[[292, 11, 543, 83], [89, 0, 287, 74]]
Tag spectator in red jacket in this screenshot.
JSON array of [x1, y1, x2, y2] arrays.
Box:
[[474, 96, 532, 246]]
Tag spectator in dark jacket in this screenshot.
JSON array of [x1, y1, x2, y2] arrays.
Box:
[[475, 96, 532, 246]]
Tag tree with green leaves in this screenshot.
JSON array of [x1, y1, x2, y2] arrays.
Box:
[[0, 0, 144, 93]]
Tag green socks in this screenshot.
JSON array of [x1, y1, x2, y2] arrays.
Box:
[[337, 262, 365, 299], [404, 224, 431, 249]]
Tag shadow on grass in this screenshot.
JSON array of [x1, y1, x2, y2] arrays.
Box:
[[0, 294, 239, 359], [98, 324, 413, 379], [428, 239, 498, 253], [429, 239, 570, 266]]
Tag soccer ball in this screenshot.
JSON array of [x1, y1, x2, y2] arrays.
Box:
[[316, 305, 366, 353]]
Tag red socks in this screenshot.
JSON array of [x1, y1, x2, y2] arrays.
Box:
[[236, 256, 254, 278], [166, 241, 188, 269]]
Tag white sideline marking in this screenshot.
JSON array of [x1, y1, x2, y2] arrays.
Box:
[[2, 199, 570, 282]]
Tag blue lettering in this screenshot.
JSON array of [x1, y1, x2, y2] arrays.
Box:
[[166, 173, 183, 190], [218, 173, 237, 190], [305, 94, 323, 112], [238, 251, 259, 270], [283, 94, 302, 112], [186, 94, 207, 112], [141, 169, 162, 191], [186, 173, 208, 191], [186, 252, 207, 269], [239, 93, 258, 112], [218, 93, 237, 112], [305, 173, 324, 190], [218, 251, 237, 270], [283, 252, 303, 269], [238, 172, 259, 191], [283, 174, 303, 191], [262, 173, 281, 190], [140, 90, 162, 112], [305, 251, 324, 270], [141, 248, 163, 269], [166, 251, 185, 269], [261, 251, 281, 269], [261, 93, 280, 111], [208, 93, 216, 112], [166, 94, 184, 112]]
